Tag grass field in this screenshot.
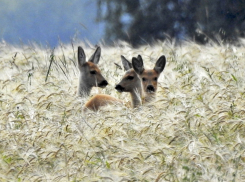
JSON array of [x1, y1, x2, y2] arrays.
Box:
[[0, 40, 245, 181]]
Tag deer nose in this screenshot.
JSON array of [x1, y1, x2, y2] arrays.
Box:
[[146, 85, 155, 93], [115, 85, 124, 92], [98, 80, 108, 88]]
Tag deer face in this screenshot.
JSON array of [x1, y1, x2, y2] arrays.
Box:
[[115, 55, 141, 93], [132, 55, 166, 95], [81, 61, 108, 88], [140, 69, 160, 93], [77, 46, 108, 97], [115, 69, 140, 93]]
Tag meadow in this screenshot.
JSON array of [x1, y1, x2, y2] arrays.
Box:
[[0, 40, 245, 181]]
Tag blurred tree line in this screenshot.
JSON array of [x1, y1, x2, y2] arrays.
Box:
[[96, 0, 245, 46]]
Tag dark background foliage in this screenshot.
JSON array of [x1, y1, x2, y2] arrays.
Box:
[[97, 0, 245, 46], [1, 0, 245, 47]]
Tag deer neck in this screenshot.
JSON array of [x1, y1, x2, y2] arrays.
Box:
[[78, 76, 92, 97], [130, 84, 143, 108], [144, 93, 156, 103]]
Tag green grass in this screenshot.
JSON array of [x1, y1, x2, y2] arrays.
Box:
[[0, 41, 245, 181]]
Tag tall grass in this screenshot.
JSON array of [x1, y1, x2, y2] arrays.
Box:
[[0, 40, 245, 181]]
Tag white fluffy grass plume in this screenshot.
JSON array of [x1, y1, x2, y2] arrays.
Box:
[[0, 40, 245, 181]]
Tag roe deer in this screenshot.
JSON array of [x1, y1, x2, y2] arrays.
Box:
[[83, 54, 166, 111], [132, 55, 166, 102], [84, 55, 142, 111], [115, 56, 143, 108], [77, 46, 108, 97]]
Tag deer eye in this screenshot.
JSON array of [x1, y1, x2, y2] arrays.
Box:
[[127, 76, 134, 80], [90, 70, 96, 74], [154, 77, 158, 81], [142, 78, 147, 81]]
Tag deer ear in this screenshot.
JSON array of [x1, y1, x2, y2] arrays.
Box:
[[132, 57, 144, 74], [137, 55, 143, 62], [154, 55, 166, 73], [88, 46, 101, 64], [78, 46, 86, 68], [121, 55, 132, 71]]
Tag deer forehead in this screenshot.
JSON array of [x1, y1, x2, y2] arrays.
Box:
[[122, 69, 139, 80], [86, 62, 101, 73], [141, 70, 159, 78], [124, 69, 136, 76]]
